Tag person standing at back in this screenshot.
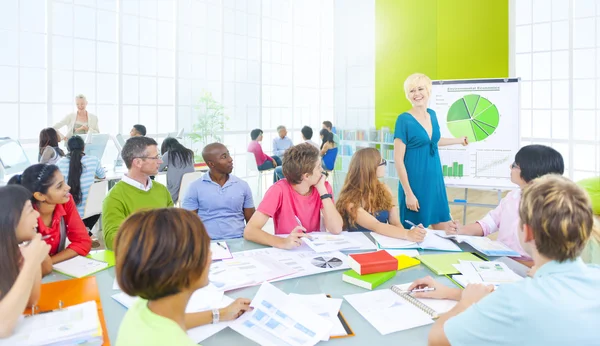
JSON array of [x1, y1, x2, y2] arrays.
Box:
[[159, 137, 194, 204], [57, 136, 106, 233], [182, 143, 255, 239], [53, 94, 100, 140], [102, 137, 173, 250]]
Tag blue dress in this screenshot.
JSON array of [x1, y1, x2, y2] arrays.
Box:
[[346, 210, 390, 232], [394, 108, 450, 228]]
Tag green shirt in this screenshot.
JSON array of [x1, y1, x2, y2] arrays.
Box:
[[102, 180, 173, 250], [582, 235, 600, 265], [116, 298, 197, 346], [577, 177, 600, 215]]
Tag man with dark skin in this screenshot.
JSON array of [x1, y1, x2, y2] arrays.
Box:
[[181, 143, 255, 239]]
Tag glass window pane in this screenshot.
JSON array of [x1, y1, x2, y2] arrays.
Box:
[[552, 51, 569, 79], [573, 18, 595, 49], [235, 10, 247, 36], [74, 6, 95, 40], [177, 106, 192, 134], [139, 77, 157, 104], [552, 81, 569, 109], [178, 79, 191, 106], [122, 45, 139, 74], [20, 0, 46, 33], [97, 0, 117, 11], [139, 0, 157, 19], [157, 106, 175, 133], [235, 60, 247, 83], [0, 67, 19, 102], [52, 36, 73, 70], [74, 71, 95, 103], [574, 171, 597, 181], [0, 0, 18, 31], [157, 21, 174, 50], [139, 47, 157, 76], [206, 55, 221, 81], [551, 21, 569, 50], [121, 15, 139, 45], [573, 111, 596, 141], [573, 144, 596, 171], [532, 81, 550, 109], [157, 78, 174, 105], [157, 1, 174, 21], [53, 2, 73, 36], [139, 105, 157, 134], [573, 79, 595, 109], [122, 75, 139, 104], [122, 105, 139, 132], [520, 110, 532, 138], [224, 8, 235, 33], [52, 70, 74, 103], [0, 104, 19, 138], [20, 104, 47, 139], [97, 10, 117, 42], [121, 0, 139, 15], [573, 49, 595, 79], [532, 52, 550, 80], [532, 23, 551, 52], [191, 54, 206, 79], [551, 0, 569, 21], [20, 32, 46, 68], [97, 42, 118, 73], [0, 30, 19, 66], [74, 39, 96, 71], [20, 68, 46, 103], [157, 49, 174, 77], [97, 74, 118, 104], [96, 105, 118, 134], [551, 110, 569, 139], [573, 0, 595, 18], [532, 0, 550, 22], [139, 18, 157, 47]]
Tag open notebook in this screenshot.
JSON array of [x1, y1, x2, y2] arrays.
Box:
[[343, 283, 457, 335]]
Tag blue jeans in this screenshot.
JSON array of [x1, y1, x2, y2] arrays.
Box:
[[257, 156, 282, 182]]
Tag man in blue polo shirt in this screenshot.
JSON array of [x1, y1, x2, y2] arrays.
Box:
[[181, 143, 255, 239], [409, 174, 600, 346]]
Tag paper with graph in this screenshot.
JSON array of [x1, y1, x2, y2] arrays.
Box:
[[431, 78, 520, 189]]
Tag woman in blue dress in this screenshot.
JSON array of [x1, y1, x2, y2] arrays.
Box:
[[394, 73, 468, 231]]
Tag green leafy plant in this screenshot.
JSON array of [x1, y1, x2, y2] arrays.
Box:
[[187, 91, 228, 162]]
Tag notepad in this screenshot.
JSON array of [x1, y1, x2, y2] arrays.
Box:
[[371, 230, 461, 252], [343, 282, 457, 335], [0, 301, 103, 346], [435, 233, 521, 257], [86, 249, 116, 266], [211, 241, 233, 261], [417, 252, 484, 275], [52, 255, 109, 278]]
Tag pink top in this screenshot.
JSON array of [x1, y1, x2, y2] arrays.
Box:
[[257, 179, 334, 234], [247, 140, 270, 166], [477, 189, 531, 260]]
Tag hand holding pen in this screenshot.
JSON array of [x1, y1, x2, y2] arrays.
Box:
[[404, 220, 427, 242]]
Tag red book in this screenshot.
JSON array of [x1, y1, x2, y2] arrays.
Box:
[[348, 250, 398, 275]]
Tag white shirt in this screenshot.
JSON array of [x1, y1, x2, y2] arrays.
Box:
[[304, 139, 320, 150], [121, 174, 153, 192]]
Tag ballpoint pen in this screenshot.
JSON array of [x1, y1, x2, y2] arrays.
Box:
[[404, 220, 418, 228], [294, 216, 307, 234], [19, 235, 51, 247], [216, 242, 227, 250], [410, 287, 436, 293]]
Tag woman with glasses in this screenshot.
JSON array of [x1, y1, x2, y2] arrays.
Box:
[[449, 145, 565, 265], [335, 148, 427, 241]]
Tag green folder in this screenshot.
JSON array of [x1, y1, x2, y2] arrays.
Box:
[[417, 252, 485, 275], [86, 250, 116, 267], [342, 269, 396, 290]]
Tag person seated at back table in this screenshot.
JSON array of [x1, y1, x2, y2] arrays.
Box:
[[336, 148, 426, 242], [182, 143, 255, 239], [272, 125, 293, 157], [244, 143, 343, 249], [301, 125, 320, 150], [247, 128, 282, 183], [38, 128, 65, 165], [102, 137, 173, 250], [130, 124, 146, 137], [158, 137, 195, 204], [114, 208, 251, 346], [452, 145, 564, 265], [411, 175, 600, 346]]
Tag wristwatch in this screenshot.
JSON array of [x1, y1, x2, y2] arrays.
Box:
[[211, 308, 220, 324], [320, 193, 332, 200]]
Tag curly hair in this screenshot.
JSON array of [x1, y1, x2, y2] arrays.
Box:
[[336, 148, 393, 229]]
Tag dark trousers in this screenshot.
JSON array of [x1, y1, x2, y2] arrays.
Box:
[[83, 214, 101, 235], [257, 156, 282, 182]]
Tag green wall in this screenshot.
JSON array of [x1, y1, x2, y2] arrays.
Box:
[[375, 0, 509, 130]]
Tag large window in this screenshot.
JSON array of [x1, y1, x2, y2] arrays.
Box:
[[514, 0, 600, 180], [1, 0, 335, 177]]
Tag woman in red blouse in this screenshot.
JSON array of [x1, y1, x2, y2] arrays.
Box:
[[9, 164, 91, 275]]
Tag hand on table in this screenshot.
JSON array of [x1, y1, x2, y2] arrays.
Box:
[[219, 298, 253, 321], [406, 224, 426, 242], [279, 227, 308, 249], [445, 220, 461, 235], [408, 276, 460, 300]]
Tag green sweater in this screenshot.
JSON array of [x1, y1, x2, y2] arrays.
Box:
[[102, 181, 173, 250]]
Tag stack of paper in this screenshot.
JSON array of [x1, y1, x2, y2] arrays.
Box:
[[453, 260, 523, 287], [301, 232, 361, 252], [276, 231, 377, 252], [288, 294, 346, 340], [230, 282, 332, 346], [209, 254, 297, 291], [0, 301, 103, 346], [53, 256, 109, 278], [371, 230, 461, 252], [435, 233, 521, 257]]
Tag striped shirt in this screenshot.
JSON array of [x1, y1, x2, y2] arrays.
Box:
[[57, 155, 106, 218]]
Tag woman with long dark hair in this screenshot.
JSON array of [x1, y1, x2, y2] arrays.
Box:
[[159, 137, 195, 203], [319, 128, 336, 156], [38, 128, 65, 165], [56, 136, 106, 232], [8, 164, 91, 275], [0, 185, 50, 338]]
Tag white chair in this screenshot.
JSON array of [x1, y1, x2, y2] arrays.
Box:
[[246, 152, 274, 200], [82, 180, 109, 236], [177, 171, 204, 207]]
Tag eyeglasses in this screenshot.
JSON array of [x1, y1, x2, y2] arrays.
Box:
[[511, 162, 519, 169], [378, 158, 387, 167], [136, 154, 162, 161]]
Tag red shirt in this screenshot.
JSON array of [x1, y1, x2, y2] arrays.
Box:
[[35, 195, 91, 256], [247, 140, 271, 166], [257, 179, 334, 234]]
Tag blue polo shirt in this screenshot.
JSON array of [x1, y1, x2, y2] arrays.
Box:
[[445, 258, 600, 346], [181, 173, 254, 240]]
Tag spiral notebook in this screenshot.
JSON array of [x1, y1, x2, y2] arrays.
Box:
[[343, 282, 457, 335]]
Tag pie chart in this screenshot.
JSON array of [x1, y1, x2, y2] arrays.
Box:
[[447, 94, 500, 142]]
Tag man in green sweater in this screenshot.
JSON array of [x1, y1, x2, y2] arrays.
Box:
[[102, 136, 173, 249]]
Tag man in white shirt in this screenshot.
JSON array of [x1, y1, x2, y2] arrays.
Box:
[[272, 125, 293, 157], [301, 126, 320, 149]]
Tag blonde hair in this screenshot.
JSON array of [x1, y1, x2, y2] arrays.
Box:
[[519, 174, 594, 262], [404, 73, 432, 101], [75, 94, 87, 101]]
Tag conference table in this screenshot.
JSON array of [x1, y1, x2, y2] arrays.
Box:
[[43, 236, 528, 346]]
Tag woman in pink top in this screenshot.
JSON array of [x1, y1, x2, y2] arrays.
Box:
[[244, 143, 343, 249], [450, 145, 564, 263]]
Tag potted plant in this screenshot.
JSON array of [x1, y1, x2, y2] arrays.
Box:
[[187, 91, 228, 162]]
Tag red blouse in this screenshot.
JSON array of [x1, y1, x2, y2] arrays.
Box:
[[35, 195, 91, 256]]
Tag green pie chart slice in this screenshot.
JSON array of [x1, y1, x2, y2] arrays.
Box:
[[447, 94, 500, 142]]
